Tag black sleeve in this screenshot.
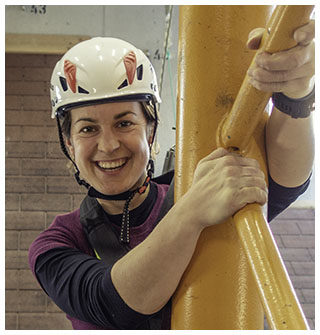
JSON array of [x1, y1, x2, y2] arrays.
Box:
[[34, 247, 156, 329], [267, 173, 311, 222]]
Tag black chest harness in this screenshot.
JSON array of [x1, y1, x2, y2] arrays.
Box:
[[79, 170, 174, 330]]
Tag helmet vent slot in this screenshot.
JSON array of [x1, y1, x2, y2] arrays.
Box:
[[78, 86, 89, 94], [137, 64, 143, 80], [59, 76, 68, 91], [118, 79, 128, 90]]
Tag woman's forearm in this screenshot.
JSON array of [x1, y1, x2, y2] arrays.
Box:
[[266, 106, 314, 187], [111, 148, 269, 315], [111, 196, 202, 315]]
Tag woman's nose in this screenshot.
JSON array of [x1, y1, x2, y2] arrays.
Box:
[[97, 130, 121, 153]]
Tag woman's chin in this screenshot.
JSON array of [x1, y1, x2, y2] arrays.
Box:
[[94, 183, 133, 196], [92, 175, 147, 196]]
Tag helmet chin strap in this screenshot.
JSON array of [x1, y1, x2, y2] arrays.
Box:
[[86, 159, 154, 244], [86, 159, 154, 201]]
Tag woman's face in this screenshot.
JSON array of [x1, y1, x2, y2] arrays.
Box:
[[66, 101, 153, 195]]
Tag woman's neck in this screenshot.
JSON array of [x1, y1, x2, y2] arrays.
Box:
[[97, 183, 150, 215]]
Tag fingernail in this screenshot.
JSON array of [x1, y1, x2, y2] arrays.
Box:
[[256, 54, 263, 64], [255, 57, 263, 67], [295, 31, 307, 42]]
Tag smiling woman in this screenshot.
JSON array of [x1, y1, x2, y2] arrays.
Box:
[[65, 102, 154, 205], [27, 25, 314, 330]]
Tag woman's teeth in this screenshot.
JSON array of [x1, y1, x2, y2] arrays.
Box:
[[97, 158, 127, 170]]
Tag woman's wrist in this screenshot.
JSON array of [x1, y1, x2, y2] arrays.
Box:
[[282, 76, 315, 99], [272, 85, 315, 119]]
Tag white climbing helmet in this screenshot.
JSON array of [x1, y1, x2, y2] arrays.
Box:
[[50, 37, 161, 118]]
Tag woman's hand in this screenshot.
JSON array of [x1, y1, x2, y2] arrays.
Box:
[[184, 148, 268, 229], [246, 20, 315, 99]]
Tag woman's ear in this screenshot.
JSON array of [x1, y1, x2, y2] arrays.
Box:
[[147, 122, 156, 145], [65, 136, 75, 159]]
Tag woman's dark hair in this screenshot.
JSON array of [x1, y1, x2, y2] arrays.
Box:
[[61, 111, 72, 139]]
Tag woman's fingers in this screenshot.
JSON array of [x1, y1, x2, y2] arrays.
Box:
[[248, 42, 314, 93], [246, 20, 315, 50], [255, 43, 314, 71], [249, 76, 311, 94], [236, 186, 268, 208], [198, 147, 229, 163], [293, 20, 315, 45], [246, 21, 314, 96], [246, 27, 265, 50], [248, 60, 314, 83], [196, 148, 264, 180], [189, 148, 268, 228]]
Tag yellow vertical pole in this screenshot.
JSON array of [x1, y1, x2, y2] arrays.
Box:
[[172, 5, 273, 329], [219, 5, 313, 330], [172, 5, 313, 330]]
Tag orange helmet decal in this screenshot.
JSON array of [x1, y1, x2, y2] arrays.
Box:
[[123, 51, 137, 85], [64, 60, 77, 93]]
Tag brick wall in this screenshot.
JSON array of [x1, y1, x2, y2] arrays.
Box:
[[267, 208, 315, 329], [5, 53, 85, 330], [5, 53, 315, 330]]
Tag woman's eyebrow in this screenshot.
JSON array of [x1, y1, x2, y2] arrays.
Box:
[[114, 111, 137, 120], [74, 117, 97, 125], [73, 111, 137, 124]]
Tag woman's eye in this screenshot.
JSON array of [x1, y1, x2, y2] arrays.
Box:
[[118, 121, 133, 128], [80, 126, 95, 133]]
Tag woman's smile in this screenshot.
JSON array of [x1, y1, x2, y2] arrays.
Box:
[[95, 157, 128, 171]]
